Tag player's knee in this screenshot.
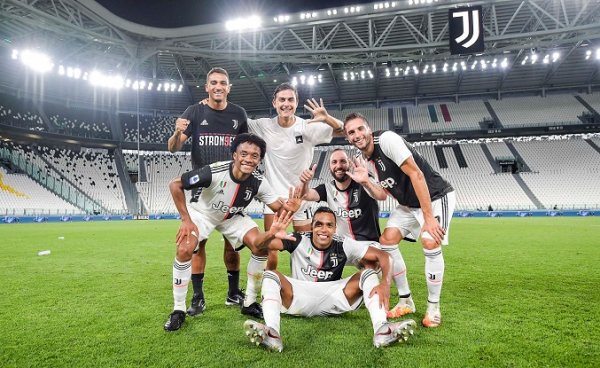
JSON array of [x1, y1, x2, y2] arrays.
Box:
[[176, 243, 195, 261], [421, 238, 439, 250], [379, 232, 400, 245]]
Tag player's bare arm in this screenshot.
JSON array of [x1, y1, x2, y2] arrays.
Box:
[[168, 177, 199, 247], [304, 98, 345, 136], [167, 118, 190, 152], [399, 157, 445, 245], [347, 156, 388, 200], [299, 164, 320, 201], [360, 246, 392, 310]]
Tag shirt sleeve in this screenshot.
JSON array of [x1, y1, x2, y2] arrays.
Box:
[[181, 104, 201, 137], [378, 131, 412, 167], [303, 120, 333, 145], [281, 233, 302, 253], [342, 238, 370, 265], [313, 184, 326, 201], [255, 178, 281, 205], [180, 165, 212, 190], [247, 118, 260, 135]]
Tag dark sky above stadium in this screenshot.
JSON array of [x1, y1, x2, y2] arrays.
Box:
[[97, 0, 374, 28]]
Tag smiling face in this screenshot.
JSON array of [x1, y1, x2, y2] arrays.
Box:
[[329, 150, 350, 183], [232, 142, 262, 175], [272, 88, 298, 120], [311, 211, 336, 249], [344, 117, 373, 154], [205, 71, 230, 104]]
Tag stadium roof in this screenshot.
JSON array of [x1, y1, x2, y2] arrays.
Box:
[[1, 0, 599, 112]]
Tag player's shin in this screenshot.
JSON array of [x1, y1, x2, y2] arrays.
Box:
[[380, 245, 411, 297], [172, 258, 192, 311], [423, 246, 444, 303], [244, 254, 267, 307], [359, 269, 387, 333], [261, 271, 282, 334]]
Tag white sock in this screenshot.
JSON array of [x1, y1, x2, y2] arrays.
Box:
[[380, 245, 411, 298], [360, 269, 387, 333], [172, 258, 192, 311], [424, 247, 444, 303], [244, 254, 267, 307], [261, 271, 282, 334]]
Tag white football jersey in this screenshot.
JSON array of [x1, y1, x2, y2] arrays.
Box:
[[181, 161, 279, 222], [248, 116, 333, 196], [281, 233, 369, 282]]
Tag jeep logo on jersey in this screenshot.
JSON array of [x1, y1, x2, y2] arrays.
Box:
[[449, 6, 484, 55], [335, 208, 362, 219], [301, 264, 333, 280], [376, 159, 386, 171], [379, 177, 396, 189], [244, 188, 252, 201], [211, 200, 246, 215]]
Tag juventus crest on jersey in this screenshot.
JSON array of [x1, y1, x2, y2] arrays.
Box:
[[281, 233, 370, 282]]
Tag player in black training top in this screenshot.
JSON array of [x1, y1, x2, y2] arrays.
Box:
[[167, 67, 248, 317]]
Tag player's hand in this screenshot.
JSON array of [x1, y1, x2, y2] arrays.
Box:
[[281, 186, 302, 213], [176, 219, 199, 248], [304, 98, 329, 123], [198, 98, 209, 105], [346, 156, 370, 185], [422, 216, 445, 245], [175, 118, 190, 134], [369, 281, 391, 311], [270, 210, 296, 241], [300, 164, 317, 184]]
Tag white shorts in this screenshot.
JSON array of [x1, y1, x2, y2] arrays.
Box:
[[386, 191, 456, 245], [187, 204, 257, 250], [343, 239, 381, 268], [281, 275, 362, 317], [263, 200, 320, 222]]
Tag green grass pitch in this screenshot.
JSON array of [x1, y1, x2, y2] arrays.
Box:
[[1, 217, 599, 367]]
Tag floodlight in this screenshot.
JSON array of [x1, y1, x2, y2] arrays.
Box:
[[20, 49, 54, 73], [11, 50, 19, 60], [73, 68, 82, 79], [58, 65, 65, 75], [501, 58, 508, 68], [343, 72, 348, 80], [147, 82, 153, 91], [157, 83, 162, 91], [178, 84, 183, 92]]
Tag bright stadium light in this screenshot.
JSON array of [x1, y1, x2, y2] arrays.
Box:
[[543, 54, 550, 64], [431, 64, 437, 73], [178, 84, 183, 92], [73, 68, 82, 79], [343, 71, 348, 80], [585, 50, 592, 60], [443, 62, 449, 72], [58, 65, 65, 75], [596, 48, 600, 60], [452, 62, 458, 72], [460, 61, 467, 71], [501, 57, 508, 69], [530, 53, 538, 64], [125, 79, 131, 87], [291, 76, 298, 86], [480, 60, 487, 70], [11, 49, 19, 60], [521, 55, 529, 65], [20, 49, 54, 73], [157, 83, 163, 91], [225, 15, 262, 31], [552, 52, 560, 62], [147, 82, 153, 91]]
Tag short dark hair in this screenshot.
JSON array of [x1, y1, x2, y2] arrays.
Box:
[[343, 112, 370, 127], [312, 206, 336, 224], [272, 82, 298, 101], [207, 67, 229, 81], [231, 133, 267, 159]]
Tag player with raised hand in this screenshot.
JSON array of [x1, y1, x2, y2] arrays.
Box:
[[167, 67, 249, 318], [343, 112, 456, 328], [164, 133, 302, 331], [243, 207, 416, 352], [246, 83, 345, 270]]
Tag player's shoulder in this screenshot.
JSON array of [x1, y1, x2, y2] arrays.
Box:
[[209, 160, 231, 172], [332, 234, 345, 245], [251, 169, 265, 181], [226, 102, 247, 114]]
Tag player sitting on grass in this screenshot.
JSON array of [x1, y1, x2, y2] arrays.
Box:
[[243, 207, 417, 351], [165, 133, 301, 331]]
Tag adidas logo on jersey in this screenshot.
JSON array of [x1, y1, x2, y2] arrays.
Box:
[[200, 119, 208, 125]]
